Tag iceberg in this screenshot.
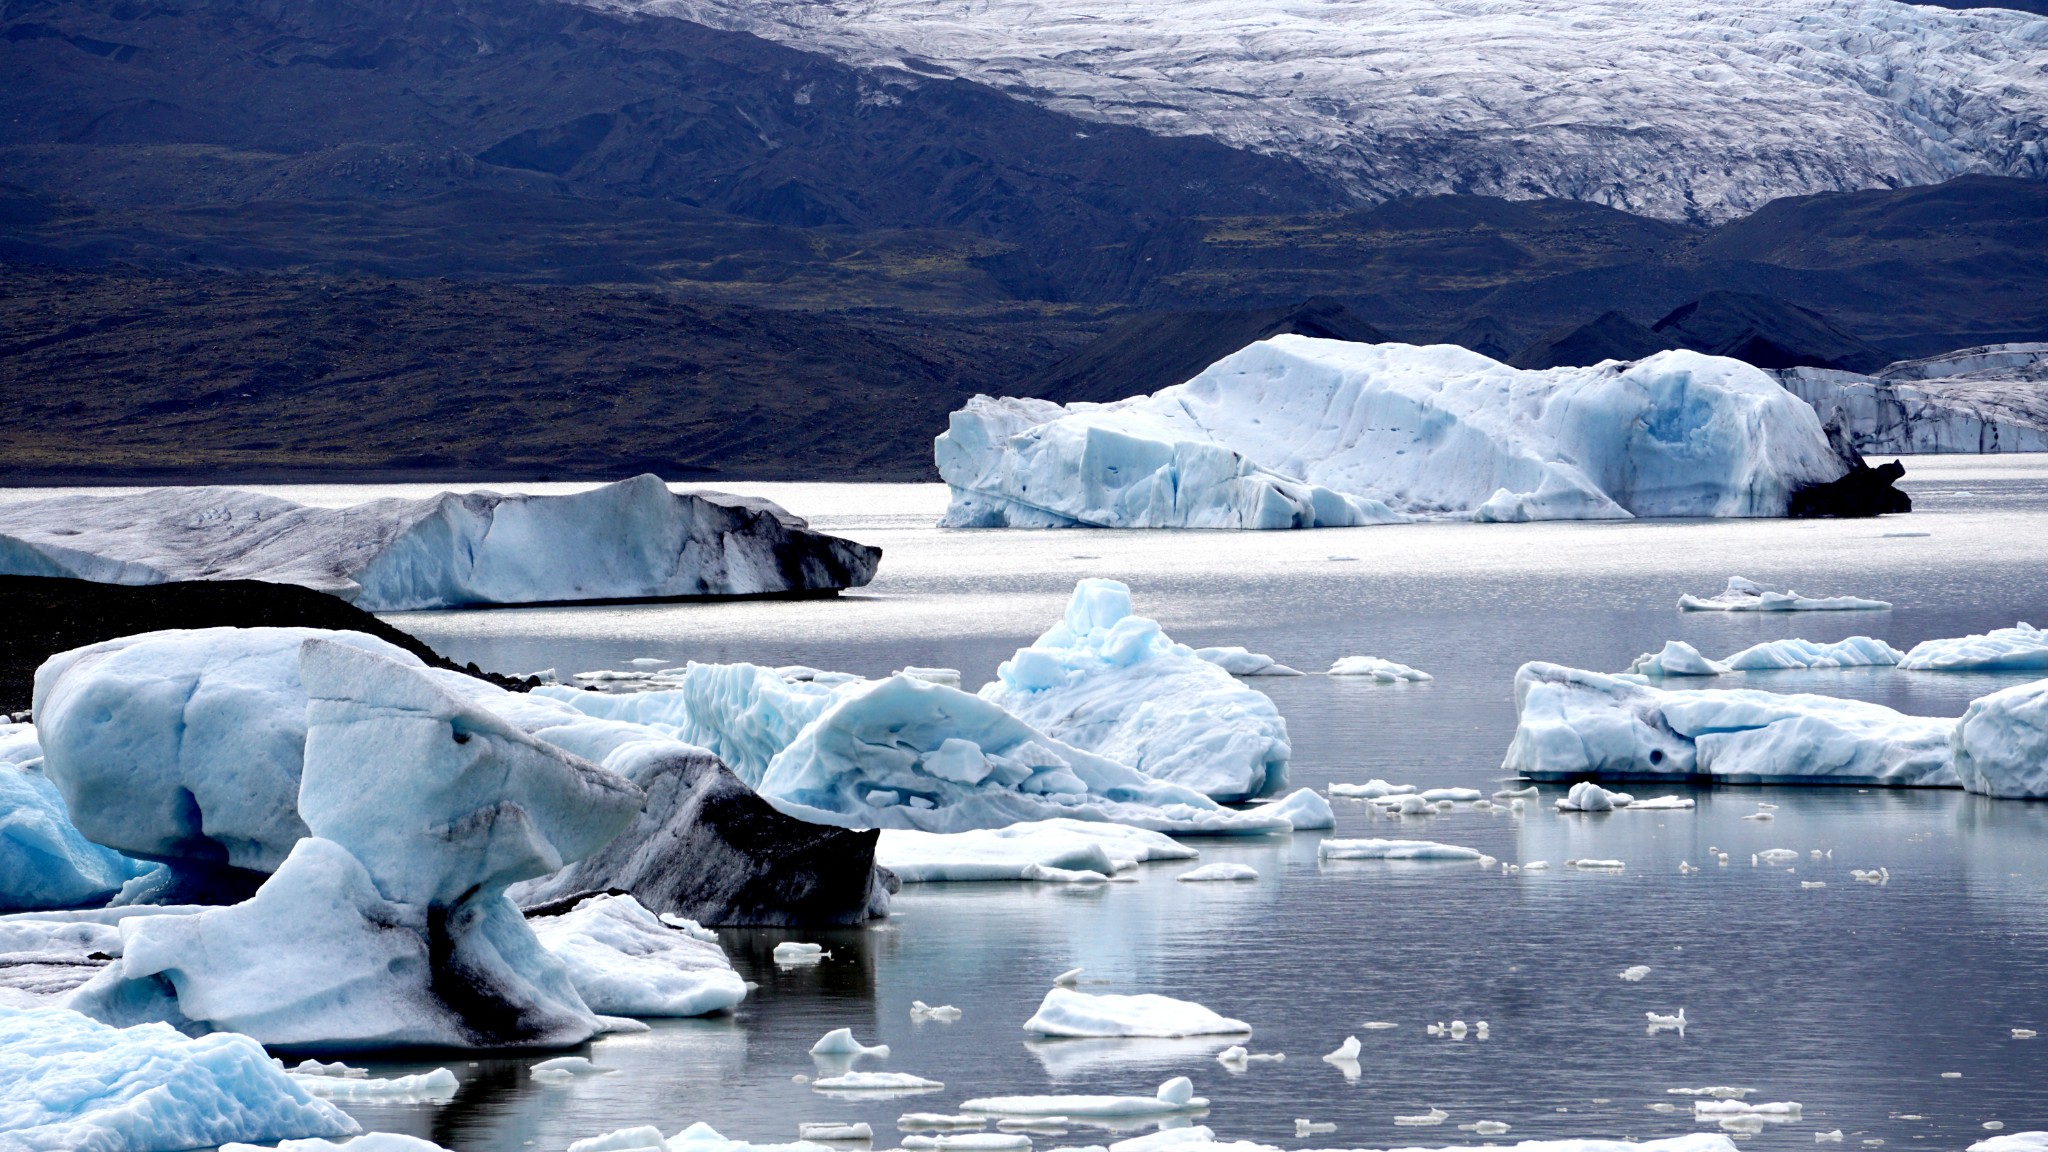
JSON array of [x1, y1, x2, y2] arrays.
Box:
[[528, 894, 747, 1018], [875, 820, 1196, 883], [1326, 780, 1414, 799], [1193, 648, 1302, 676], [1504, 662, 1956, 786], [1625, 642, 1728, 678], [0, 475, 881, 611], [936, 339, 1851, 528], [1722, 636, 1904, 671], [68, 641, 644, 1049], [1952, 678, 2048, 799], [1022, 987, 1251, 1038], [1316, 839, 1485, 861], [961, 1077, 1207, 1117], [0, 1004, 359, 1151], [1555, 782, 1635, 811], [979, 580, 1292, 800], [2, 740, 157, 912], [1262, 787, 1334, 829], [1901, 624, 2048, 672], [1328, 657, 1432, 682], [1176, 863, 1257, 882], [1679, 577, 1890, 612]]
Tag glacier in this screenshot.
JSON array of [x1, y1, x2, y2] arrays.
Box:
[[1901, 624, 2048, 672], [1503, 662, 1957, 787], [0, 1005, 360, 1152], [979, 580, 1291, 800], [1780, 345, 2048, 456], [1952, 678, 2048, 800], [937, 340, 1851, 529], [587, 0, 2048, 224], [0, 475, 881, 611], [527, 894, 748, 1018]]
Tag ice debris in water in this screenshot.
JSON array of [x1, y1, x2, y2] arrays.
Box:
[[799, 1123, 874, 1141], [776, 942, 830, 965], [1621, 965, 1652, 982], [912, 1002, 963, 1022], [1696, 1101, 1802, 1117], [1627, 641, 1730, 678], [294, 1068, 460, 1100], [1193, 647, 1303, 677], [1679, 576, 1891, 612], [1328, 779, 1416, 799], [960, 1076, 1206, 1117], [902, 1136, 1030, 1151], [1851, 867, 1891, 884], [1669, 1088, 1753, 1099], [1328, 656, 1433, 681], [899, 667, 964, 688], [1177, 863, 1258, 882], [2013, 1028, 2038, 1039], [1323, 1036, 1362, 1071], [1318, 838, 1484, 861], [1556, 781, 1633, 811], [1054, 967, 1084, 987], [1024, 988, 1251, 1038], [1215, 1045, 1283, 1069], [1419, 787, 1481, 802], [1461, 1121, 1511, 1135], [1646, 1009, 1688, 1032], [1901, 623, 2048, 672], [1802, 881, 1828, 889], [899, 1115, 989, 1130], [1394, 1107, 1449, 1126], [811, 1028, 891, 1059], [1362, 1021, 1398, 1029], [1759, 848, 1801, 865], [814, 1072, 945, 1092], [1817, 1131, 1845, 1143], [1295, 1120, 1336, 1136], [1569, 858, 1627, 870], [289, 1059, 368, 1078]]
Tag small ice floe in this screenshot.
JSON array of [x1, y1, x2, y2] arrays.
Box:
[[1626, 640, 1731, 678], [799, 1123, 875, 1141], [294, 1068, 460, 1100], [1556, 781, 1632, 811], [898, 1116, 988, 1131], [1495, 785, 1540, 800], [1621, 965, 1652, 982], [1420, 787, 1483, 802], [1723, 636, 1904, 671], [1852, 868, 1890, 884], [960, 1076, 1206, 1117], [1646, 1009, 1687, 1034], [901, 1136, 1030, 1151], [1369, 794, 1439, 816], [1054, 967, 1084, 987], [1295, 1120, 1337, 1136], [1679, 861, 1700, 873], [775, 942, 830, 965], [1568, 858, 1626, 870], [1176, 863, 1258, 882], [1802, 881, 1828, 889], [1943, 1072, 1964, 1079], [1679, 576, 1891, 612], [1194, 647, 1304, 677], [898, 667, 964, 687], [1023, 988, 1250, 1038], [1984, 1123, 2008, 1131], [575, 669, 659, 682], [912, 1001, 963, 1022], [1318, 838, 1484, 861], [1471, 798, 1499, 811], [994, 1119, 1069, 1134], [2013, 1028, 2038, 1039], [1393, 1107, 1449, 1126], [1744, 811, 1775, 822], [1362, 1021, 1398, 1030], [1215, 1045, 1284, 1069], [1759, 849, 1801, 865], [1817, 1131, 1844, 1142], [813, 1072, 945, 1093], [1669, 1087, 1752, 1099], [1328, 656, 1433, 682], [598, 1016, 653, 1034], [1649, 1104, 1679, 1114], [1328, 779, 1416, 799], [1520, 860, 1550, 871], [628, 657, 671, 668], [1323, 1036, 1362, 1079], [1460, 1121, 1511, 1135], [1696, 1101, 1801, 1116], [811, 1029, 891, 1060], [1475, 1021, 1489, 1038], [1630, 796, 1696, 810], [567, 1125, 669, 1152], [290, 1059, 368, 1079]]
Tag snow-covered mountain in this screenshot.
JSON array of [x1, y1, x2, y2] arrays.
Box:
[[587, 0, 2048, 223]]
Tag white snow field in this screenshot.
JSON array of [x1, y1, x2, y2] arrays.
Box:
[[1504, 662, 1960, 788], [0, 475, 880, 610], [1678, 576, 1890, 612], [1779, 345, 2048, 457], [1901, 623, 2048, 671], [588, 0, 2047, 224], [936, 341, 1849, 529], [1023, 987, 1251, 1038], [961, 1076, 1208, 1117], [0, 726, 156, 912], [0, 1005, 360, 1151], [875, 819, 1196, 883], [527, 894, 748, 1018], [67, 640, 645, 1049], [979, 580, 1292, 799], [1952, 678, 2048, 799]]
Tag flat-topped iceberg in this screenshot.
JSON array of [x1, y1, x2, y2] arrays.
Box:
[[1504, 662, 1956, 787], [1902, 624, 2048, 671], [1952, 678, 2048, 799], [937, 338, 1851, 528], [1679, 576, 1890, 612], [961, 1077, 1207, 1117], [1317, 839, 1485, 861], [1625, 636, 1903, 677], [0, 1005, 360, 1150], [0, 475, 881, 610], [1328, 657, 1432, 681], [1023, 987, 1251, 1038], [875, 820, 1196, 883], [980, 580, 1291, 800]]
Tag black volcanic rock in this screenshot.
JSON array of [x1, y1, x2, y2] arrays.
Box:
[[1652, 291, 1891, 373], [1790, 459, 1913, 519], [510, 747, 894, 927], [1508, 310, 1681, 369], [1021, 298, 1391, 404]]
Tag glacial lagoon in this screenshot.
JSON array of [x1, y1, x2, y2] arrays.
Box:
[[7, 455, 2047, 1151]]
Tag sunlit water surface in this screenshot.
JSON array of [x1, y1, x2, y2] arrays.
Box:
[[12, 459, 2048, 1151]]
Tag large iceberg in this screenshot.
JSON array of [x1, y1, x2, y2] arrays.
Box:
[[1503, 662, 1957, 786], [0, 1004, 360, 1151], [0, 475, 881, 611], [1901, 624, 2048, 672], [979, 580, 1291, 800], [1779, 344, 2048, 456], [1952, 678, 2048, 800], [936, 339, 1852, 528], [69, 641, 644, 1049], [1, 726, 156, 912]]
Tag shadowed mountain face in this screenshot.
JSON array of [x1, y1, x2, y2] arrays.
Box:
[[1651, 292, 1892, 374], [1508, 311, 1679, 371]]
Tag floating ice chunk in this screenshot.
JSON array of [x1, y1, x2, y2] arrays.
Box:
[[1295, 1120, 1336, 1136], [1328, 779, 1416, 799], [1571, 859, 1626, 870], [1621, 965, 1652, 982], [961, 1077, 1207, 1117], [1054, 967, 1084, 987], [899, 1116, 989, 1131], [1263, 788, 1335, 830], [533, 1057, 606, 1077], [1324, 1036, 1361, 1061], [1177, 863, 1258, 882], [1318, 838, 1483, 861], [0, 1005, 359, 1150], [2014, 1029, 2038, 1039], [1329, 657, 1432, 681], [1504, 662, 1958, 787], [1723, 636, 1904, 671], [876, 820, 1194, 884], [1696, 1101, 1801, 1117], [900, 668, 965, 688], [1902, 623, 2048, 672], [1418, 788, 1481, 802], [1024, 988, 1250, 1038], [912, 1002, 963, 1022], [0, 752, 157, 912], [1468, 1121, 1511, 1135], [1627, 641, 1731, 678], [1816, 1132, 1844, 1143], [980, 581, 1293, 800], [1646, 1009, 1688, 1032], [1521, 860, 1550, 871], [1680, 577, 1890, 612], [1954, 677, 2048, 798], [1394, 1107, 1449, 1126], [1193, 648, 1303, 677], [776, 942, 830, 965], [813, 1071, 944, 1092], [1801, 881, 1827, 889], [1475, 1021, 1489, 1038], [1556, 781, 1634, 812], [1020, 863, 1114, 883], [1495, 786, 1540, 800], [290, 1059, 367, 1078], [1851, 868, 1890, 883], [1758, 849, 1800, 865], [812, 1028, 891, 1060], [902, 1135, 1031, 1151], [1217, 1045, 1248, 1069], [529, 894, 748, 1018], [1943, 1072, 1963, 1078], [1629, 795, 1696, 809], [799, 1123, 875, 1141], [294, 1068, 460, 1100]]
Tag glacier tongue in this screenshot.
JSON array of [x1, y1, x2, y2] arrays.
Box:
[[590, 0, 2048, 223], [938, 339, 1848, 529], [1779, 344, 2048, 456]]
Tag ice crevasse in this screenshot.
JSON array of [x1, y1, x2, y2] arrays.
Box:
[[935, 338, 1849, 528]]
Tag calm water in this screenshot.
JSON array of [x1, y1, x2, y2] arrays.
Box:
[[14, 460, 2048, 1151]]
